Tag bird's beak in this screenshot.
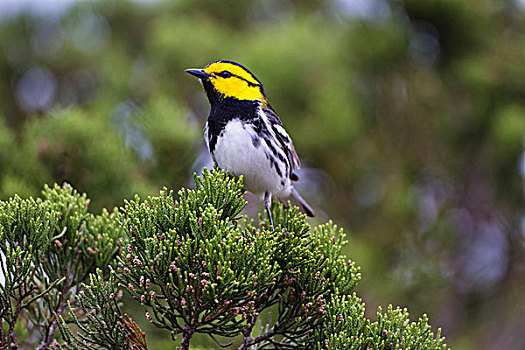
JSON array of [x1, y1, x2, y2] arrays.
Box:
[[185, 69, 211, 80]]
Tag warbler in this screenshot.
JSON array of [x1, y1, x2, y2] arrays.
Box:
[[186, 60, 314, 227]]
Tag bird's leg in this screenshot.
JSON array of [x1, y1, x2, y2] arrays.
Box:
[[264, 191, 274, 229]]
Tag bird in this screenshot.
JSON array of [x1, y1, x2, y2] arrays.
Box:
[[185, 60, 314, 227]]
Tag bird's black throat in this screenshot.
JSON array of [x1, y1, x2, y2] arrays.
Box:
[[206, 96, 260, 153]]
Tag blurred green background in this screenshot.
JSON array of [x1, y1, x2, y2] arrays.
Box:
[[1, 0, 525, 348]]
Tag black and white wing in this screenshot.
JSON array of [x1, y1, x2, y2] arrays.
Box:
[[260, 106, 301, 181]]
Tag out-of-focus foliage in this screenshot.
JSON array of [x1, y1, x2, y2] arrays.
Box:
[[1, 0, 524, 348]]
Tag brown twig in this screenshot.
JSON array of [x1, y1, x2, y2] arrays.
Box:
[[36, 267, 70, 350], [239, 326, 277, 350], [179, 322, 195, 350], [120, 313, 148, 349], [5, 286, 23, 349]]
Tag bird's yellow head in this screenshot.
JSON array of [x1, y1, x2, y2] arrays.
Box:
[[186, 60, 267, 106]]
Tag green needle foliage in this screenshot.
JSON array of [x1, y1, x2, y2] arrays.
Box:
[[317, 295, 447, 349], [0, 184, 123, 349], [1, 168, 447, 349], [58, 270, 142, 350], [52, 168, 447, 350]]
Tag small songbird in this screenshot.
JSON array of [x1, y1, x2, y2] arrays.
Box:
[[186, 60, 314, 227]]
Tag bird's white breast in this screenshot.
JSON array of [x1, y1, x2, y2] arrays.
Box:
[[211, 119, 290, 197]]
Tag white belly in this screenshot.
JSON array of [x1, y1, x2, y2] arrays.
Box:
[[212, 119, 290, 197]]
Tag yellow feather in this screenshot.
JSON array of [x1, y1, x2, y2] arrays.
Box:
[[204, 62, 267, 105]]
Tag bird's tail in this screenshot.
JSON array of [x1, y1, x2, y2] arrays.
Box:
[[291, 188, 315, 217]]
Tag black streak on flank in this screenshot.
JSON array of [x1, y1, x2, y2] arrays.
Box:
[[251, 134, 260, 148], [264, 138, 278, 159], [268, 154, 283, 178], [264, 137, 290, 177]]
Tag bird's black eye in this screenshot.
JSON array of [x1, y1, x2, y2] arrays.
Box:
[[217, 71, 232, 78]]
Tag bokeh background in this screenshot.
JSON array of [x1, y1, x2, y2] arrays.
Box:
[[1, 0, 525, 348]]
